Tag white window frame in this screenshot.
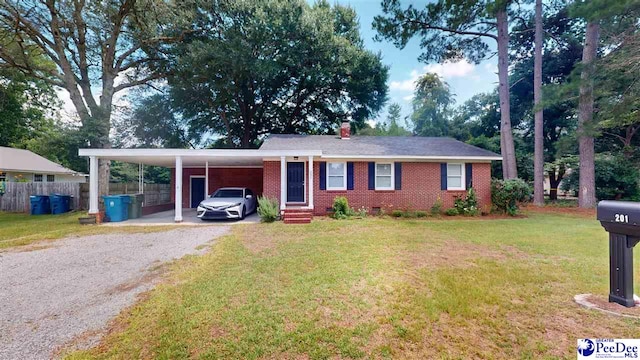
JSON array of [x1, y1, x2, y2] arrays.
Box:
[[326, 162, 347, 190], [46, 174, 55, 182], [33, 173, 43, 182], [446, 163, 466, 191], [375, 162, 395, 190]]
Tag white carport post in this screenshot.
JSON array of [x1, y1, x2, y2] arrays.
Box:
[[205, 160, 209, 198], [175, 156, 183, 222], [88, 156, 99, 214], [308, 156, 314, 210], [280, 156, 286, 211]]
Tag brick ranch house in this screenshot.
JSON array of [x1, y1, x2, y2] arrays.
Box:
[[79, 123, 500, 223]]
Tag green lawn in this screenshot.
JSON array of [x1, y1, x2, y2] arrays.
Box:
[[0, 211, 176, 250], [65, 210, 639, 359]]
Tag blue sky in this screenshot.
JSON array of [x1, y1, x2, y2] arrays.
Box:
[[341, 0, 499, 126]]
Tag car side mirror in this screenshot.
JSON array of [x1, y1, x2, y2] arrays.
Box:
[[246, 194, 253, 199]]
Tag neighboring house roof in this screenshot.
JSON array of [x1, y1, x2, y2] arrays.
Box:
[[260, 135, 501, 160], [0, 146, 82, 175]]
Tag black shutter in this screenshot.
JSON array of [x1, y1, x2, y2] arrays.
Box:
[[319, 162, 326, 190], [440, 163, 447, 190], [368, 162, 375, 190], [394, 162, 402, 190], [465, 163, 473, 189], [347, 162, 354, 190]]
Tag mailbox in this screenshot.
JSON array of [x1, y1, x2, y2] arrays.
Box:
[[597, 200, 640, 307]]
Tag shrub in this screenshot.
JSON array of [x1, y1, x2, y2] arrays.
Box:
[[561, 154, 640, 201], [491, 178, 532, 216], [444, 208, 459, 216], [391, 209, 403, 217], [415, 210, 428, 218], [257, 196, 279, 222], [454, 187, 480, 216], [355, 206, 368, 218], [332, 196, 355, 219], [431, 195, 443, 215]]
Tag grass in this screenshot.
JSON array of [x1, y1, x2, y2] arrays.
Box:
[[65, 209, 640, 359], [0, 211, 178, 250]]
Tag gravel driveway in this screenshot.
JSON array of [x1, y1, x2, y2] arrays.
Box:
[[0, 226, 229, 359]]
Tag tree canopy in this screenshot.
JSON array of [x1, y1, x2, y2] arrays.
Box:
[[161, 0, 388, 148]]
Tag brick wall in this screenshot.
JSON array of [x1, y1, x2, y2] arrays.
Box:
[[263, 160, 492, 215], [171, 167, 263, 208]]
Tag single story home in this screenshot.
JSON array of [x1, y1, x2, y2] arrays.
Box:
[[79, 122, 501, 223], [0, 146, 87, 183]]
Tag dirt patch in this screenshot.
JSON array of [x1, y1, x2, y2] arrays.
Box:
[[401, 240, 529, 271], [577, 294, 640, 318], [239, 225, 279, 254], [523, 204, 596, 218], [105, 267, 165, 295]]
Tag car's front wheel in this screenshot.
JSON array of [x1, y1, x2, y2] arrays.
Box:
[[240, 206, 246, 220]]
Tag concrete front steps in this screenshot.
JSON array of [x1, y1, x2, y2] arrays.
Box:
[[283, 208, 313, 224]]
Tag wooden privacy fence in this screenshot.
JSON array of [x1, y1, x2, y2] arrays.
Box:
[[79, 183, 172, 210], [0, 182, 81, 212], [0, 182, 171, 213]]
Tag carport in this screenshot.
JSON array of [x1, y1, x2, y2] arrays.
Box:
[[78, 148, 321, 222]]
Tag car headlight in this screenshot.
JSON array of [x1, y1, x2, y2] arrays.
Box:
[[197, 205, 206, 212]]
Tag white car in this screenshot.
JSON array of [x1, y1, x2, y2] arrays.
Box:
[[196, 187, 257, 220]]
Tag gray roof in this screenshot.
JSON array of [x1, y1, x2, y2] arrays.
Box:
[[0, 146, 81, 174], [260, 135, 501, 159]]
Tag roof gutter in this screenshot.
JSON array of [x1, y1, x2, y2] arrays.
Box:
[[319, 155, 503, 161]]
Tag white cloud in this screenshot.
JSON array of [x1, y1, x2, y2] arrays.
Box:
[[424, 59, 475, 79], [389, 69, 420, 91], [389, 59, 477, 97]]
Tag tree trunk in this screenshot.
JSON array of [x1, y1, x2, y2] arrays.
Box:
[[496, 10, 518, 179], [577, 22, 600, 208], [533, 0, 544, 205]]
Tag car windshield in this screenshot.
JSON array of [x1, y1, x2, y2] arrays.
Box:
[[212, 189, 243, 198]]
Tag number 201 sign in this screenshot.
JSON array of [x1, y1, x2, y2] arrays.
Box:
[[615, 214, 629, 223]]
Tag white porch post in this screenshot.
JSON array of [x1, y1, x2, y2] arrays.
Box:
[[308, 156, 314, 210], [175, 156, 183, 222], [280, 156, 286, 211], [205, 160, 209, 198], [88, 156, 99, 214]]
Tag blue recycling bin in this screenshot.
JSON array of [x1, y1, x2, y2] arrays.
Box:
[[50, 194, 72, 214], [103, 195, 130, 222], [30, 195, 51, 215]]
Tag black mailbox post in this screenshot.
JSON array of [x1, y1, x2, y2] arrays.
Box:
[[597, 200, 640, 307]]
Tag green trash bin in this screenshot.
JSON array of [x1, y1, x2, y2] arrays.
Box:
[[128, 193, 144, 219]]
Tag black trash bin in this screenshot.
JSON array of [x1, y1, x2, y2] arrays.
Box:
[[128, 194, 144, 219]]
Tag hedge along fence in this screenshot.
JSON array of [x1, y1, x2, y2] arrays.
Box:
[[0, 182, 81, 212], [78, 183, 172, 210], [0, 182, 171, 213]]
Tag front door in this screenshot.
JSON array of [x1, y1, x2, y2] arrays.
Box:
[[287, 162, 305, 203], [191, 177, 205, 208]]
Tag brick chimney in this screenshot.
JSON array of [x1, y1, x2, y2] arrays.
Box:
[[340, 121, 351, 139]]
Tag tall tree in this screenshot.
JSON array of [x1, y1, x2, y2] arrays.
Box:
[[0, 0, 192, 198], [385, 103, 412, 136], [411, 73, 454, 137], [576, 22, 600, 208], [533, 0, 544, 205], [163, 0, 388, 148], [374, 0, 519, 179]]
